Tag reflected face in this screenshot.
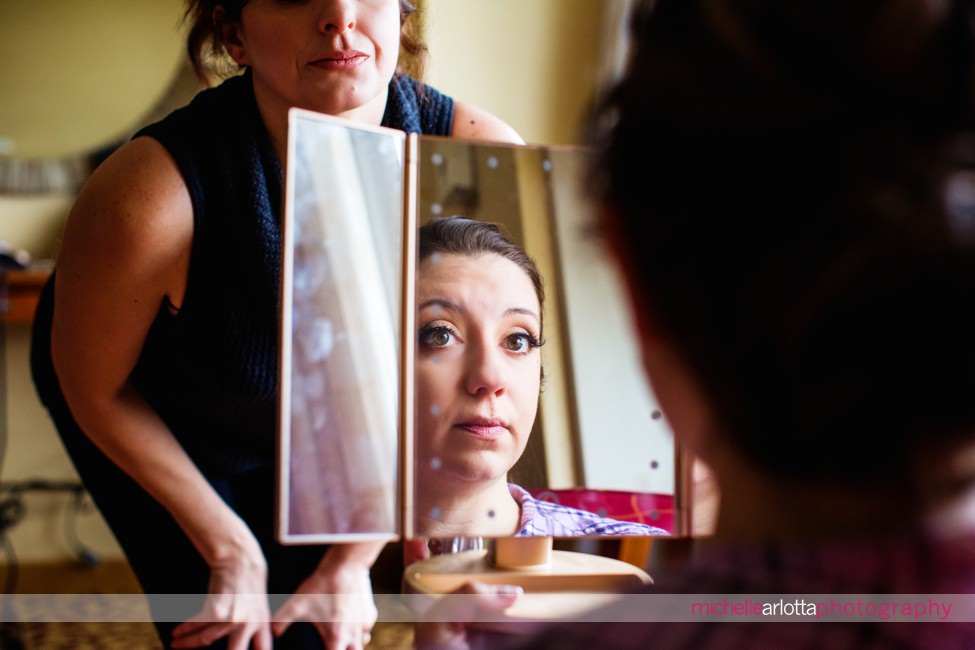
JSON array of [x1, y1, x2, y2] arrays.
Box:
[[229, 0, 401, 118], [417, 253, 542, 486]]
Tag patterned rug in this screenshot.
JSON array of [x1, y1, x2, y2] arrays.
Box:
[[2, 560, 413, 649], [0, 621, 412, 649]]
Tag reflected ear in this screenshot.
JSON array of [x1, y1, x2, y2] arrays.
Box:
[[215, 7, 249, 66]]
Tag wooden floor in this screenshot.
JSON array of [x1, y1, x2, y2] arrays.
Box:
[[1, 560, 414, 649], [0, 540, 660, 648], [0, 561, 162, 649]]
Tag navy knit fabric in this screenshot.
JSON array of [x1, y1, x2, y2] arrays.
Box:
[[131, 71, 284, 478], [382, 72, 455, 135], [32, 70, 455, 480], [29, 71, 454, 646]]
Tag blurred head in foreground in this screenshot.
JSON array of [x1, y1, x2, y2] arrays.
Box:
[[591, 0, 975, 538]]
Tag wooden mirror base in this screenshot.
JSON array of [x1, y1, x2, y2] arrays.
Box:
[[403, 537, 651, 621]]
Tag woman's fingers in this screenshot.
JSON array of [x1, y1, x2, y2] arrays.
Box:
[[226, 623, 272, 650], [318, 621, 366, 650], [403, 537, 431, 565], [273, 593, 375, 650], [270, 597, 300, 637], [172, 592, 273, 649], [252, 623, 274, 650], [172, 619, 272, 650], [414, 581, 522, 648], [171, 618, 208, 639], [170, 621, 235, 648]]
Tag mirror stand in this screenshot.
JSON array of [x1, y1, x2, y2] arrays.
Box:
[[402, 537, 651, 621], [489, 536, 554, 570]]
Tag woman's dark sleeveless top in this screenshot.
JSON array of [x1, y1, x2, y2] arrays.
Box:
[[32, 72, 454, 478]]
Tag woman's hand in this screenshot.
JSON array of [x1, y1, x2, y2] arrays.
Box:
[[403, 537, 431, 566], [272, 542, 384, 650], [413, 581, 522, 650], [171, 538, 272, 650]]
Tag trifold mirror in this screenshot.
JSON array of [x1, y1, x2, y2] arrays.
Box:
[[279, 109, 678, 545]]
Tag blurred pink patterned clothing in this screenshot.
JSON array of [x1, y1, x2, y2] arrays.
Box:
[[511, 533, 975, 649], [510, 484, 668, 537]]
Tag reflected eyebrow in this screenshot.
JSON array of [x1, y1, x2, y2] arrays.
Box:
[[506, 307, 541, 325], [418, 300, 540, 326], [419, 298, 465, 315]]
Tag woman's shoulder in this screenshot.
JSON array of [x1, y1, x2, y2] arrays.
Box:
[[70, 137, 192, 257], [451, 100, 523, 144], [384, 74, 521, 142], [384, 73, 454, 135], [51, 136, 192, 337]]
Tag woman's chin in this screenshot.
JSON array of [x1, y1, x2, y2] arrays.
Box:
[[427, 461, 508, 488]]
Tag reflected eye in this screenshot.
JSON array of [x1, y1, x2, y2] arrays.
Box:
[[419, 324, 457, 349], [504, 332, 539, 354]]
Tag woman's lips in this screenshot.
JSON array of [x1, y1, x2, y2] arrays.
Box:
[[456, 421, 508, 440], [310, 51, 368, 71]]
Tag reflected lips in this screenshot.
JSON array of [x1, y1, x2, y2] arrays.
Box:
[[456, 418, 508, 440], [310, 50, 368, 71]]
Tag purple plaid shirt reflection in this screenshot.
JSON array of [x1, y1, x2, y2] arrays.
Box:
[[511, 484, 669, 537]]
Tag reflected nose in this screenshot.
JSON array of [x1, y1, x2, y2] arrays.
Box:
[[464, 340, 506, 397], [318, 0, 357, 34]]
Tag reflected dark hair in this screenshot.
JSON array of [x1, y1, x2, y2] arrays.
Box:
[[183, 0, 427, 83], [418, 217, 545, 324], [589, 0, 975, 489]]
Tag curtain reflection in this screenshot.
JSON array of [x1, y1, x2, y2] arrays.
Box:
[[284, 116, 404, 539]]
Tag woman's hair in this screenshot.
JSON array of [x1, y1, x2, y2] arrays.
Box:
[[418, 216, 545, 326], [183, 0, 427, 83], [589, 0, 975, 489]]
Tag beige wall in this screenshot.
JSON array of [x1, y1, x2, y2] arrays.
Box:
[[0, 0, 185, 159], [423, 0, 609, 146], [1, 1, 619, 563], [1, 1, 185, 564], [3, 326, 125, 562]]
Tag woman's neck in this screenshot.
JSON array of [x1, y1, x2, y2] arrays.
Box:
[[416, 477, 521, 539], [251, 76, 390, 166]]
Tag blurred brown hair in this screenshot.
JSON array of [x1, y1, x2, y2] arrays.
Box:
[[589, 0, 975, 490]]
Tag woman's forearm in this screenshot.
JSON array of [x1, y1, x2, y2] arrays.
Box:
[[316, 541, 386, 577], [66, 381, 264, 568], [47, 137, 259, 569]]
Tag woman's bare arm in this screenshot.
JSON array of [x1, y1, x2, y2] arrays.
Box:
[[52, 136, 260, 564], [451, 101, 524, 144], [52, 138, 272, 649]]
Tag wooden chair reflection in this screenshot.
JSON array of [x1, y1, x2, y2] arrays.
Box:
[[528, 488, 675, 568]]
